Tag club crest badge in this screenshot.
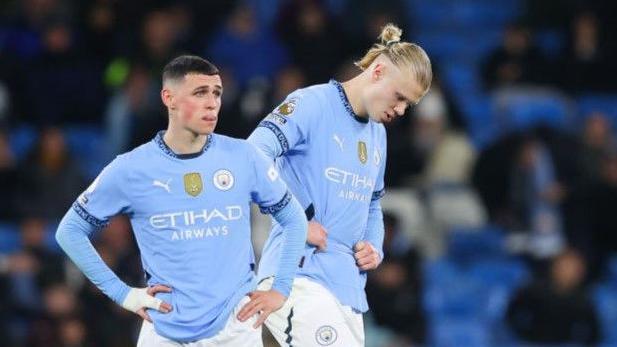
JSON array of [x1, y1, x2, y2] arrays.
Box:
[[213, 169, 234, 191], [184, 172, 203, 197], [315, 325, 337, 346]]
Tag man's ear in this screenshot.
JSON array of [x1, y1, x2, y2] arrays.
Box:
[[161, 88, 175, 110], [371, 62, 387, 83]]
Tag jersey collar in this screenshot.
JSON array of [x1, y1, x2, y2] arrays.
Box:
[[154, 130, 213, 159], [330, 79, 369, 124]]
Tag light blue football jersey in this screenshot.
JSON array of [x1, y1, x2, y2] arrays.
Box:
[[73, 131, 291, 341], [249, 80, 387, 312]]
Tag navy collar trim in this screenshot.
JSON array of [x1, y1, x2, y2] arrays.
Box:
[[330, 79, 369, 124], [154, 131, 213, 159]]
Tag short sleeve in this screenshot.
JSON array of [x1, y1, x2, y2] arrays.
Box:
[[248, 145, 291, 214], [73, 157, 131, 228]]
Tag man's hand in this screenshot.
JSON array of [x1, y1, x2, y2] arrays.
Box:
[[354, 241, 381, 271], [121, 284, 173, 322], [307, 221, 327, 251], [237, 289, 286, 328]]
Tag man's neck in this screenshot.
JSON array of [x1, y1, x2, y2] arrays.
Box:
[[341, 75, 368, 119], [163, 126, 208, 155]]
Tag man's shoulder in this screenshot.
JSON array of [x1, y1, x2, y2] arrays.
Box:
[[292, 82, 332, 102], [211, 133, 255, 155]]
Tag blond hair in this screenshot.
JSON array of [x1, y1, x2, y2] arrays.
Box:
[[355, 23, 432, 94]]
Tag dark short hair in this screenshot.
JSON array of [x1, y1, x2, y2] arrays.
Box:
[[162, 55, 219, 84]]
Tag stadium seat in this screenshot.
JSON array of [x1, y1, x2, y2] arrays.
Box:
[[593, 284, 617, 344], [0, 223, 20, 253], [64, 125, 107, 179], [447, 225, 506, 261], [493, 90, 573, 131], [9, 124, 37, 161], [44, 221, 61, 253], [577, 94, 617, 128], [429, 318, 490, 347]]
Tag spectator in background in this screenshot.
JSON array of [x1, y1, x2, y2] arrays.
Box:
[[207, 3, 289, 89], [339, 0, 409, 58], [509, 137, 565, 259], [366, 212, 426, 346], [482, 23, 549, 89], [269, 66, 308, 108], [276, 0, 342, 84], [581, 152, 617, 279], [386, 82, 472, 188], [22, 18, 108, 124], [415, 88, 475, 188], [27, 283, 83, 347], [578, 113, 614, 186], [506, 249, 601, 345], [0, 216, 66, 344], [104, 65, 161, 157], [0, 130, 19, 221], [561, 12, 613, 92], [15, 127, 86, 220]]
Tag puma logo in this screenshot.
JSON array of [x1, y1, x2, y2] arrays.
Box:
[[153, 179, 172, 193]]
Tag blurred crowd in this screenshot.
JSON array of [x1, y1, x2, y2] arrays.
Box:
[[1, 0, 617, 346]]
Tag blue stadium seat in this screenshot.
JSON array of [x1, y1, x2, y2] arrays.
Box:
[[593, 285, 617, 344], [408, 0, 521, 31], [447, 226, 506, 261], [442, 62, 481, 95], [64, 125, 107, 179], [0, 223, 20, 253], [535, 30, 567, 58], [429, 318, 490, 347], [577, 94, 617, 128], [44, 221, 61, 253], [9, 125, 37, 161], [495, 93, 572, 131]]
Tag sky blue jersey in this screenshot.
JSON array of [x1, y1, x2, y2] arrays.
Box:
[[68, 132, 297, 341], [248, 80, 387, 312]]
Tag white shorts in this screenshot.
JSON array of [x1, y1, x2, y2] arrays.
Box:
[[136, 296, 263, 347], [258, 277, 364, 347]]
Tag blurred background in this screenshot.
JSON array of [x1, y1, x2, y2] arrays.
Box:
[[1, 0, 616, 346]]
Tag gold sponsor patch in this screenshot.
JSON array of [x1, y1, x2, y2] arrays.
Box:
[[358, 141, 368, 164], [184, 172, 203, 197]]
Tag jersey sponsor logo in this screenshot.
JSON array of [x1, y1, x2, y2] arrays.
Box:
[[213, 170, 234, 191], [153, 178, 172, 193], [275, 98, 297, 116], [325, 167, 374, 202], [324, 167, 375, 190], [149, 206, 243, 228], [315, 325, 337, 345], [171, 226, 229, 241], [184, 172, 202, 197], [357, 141, 368, 164]]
